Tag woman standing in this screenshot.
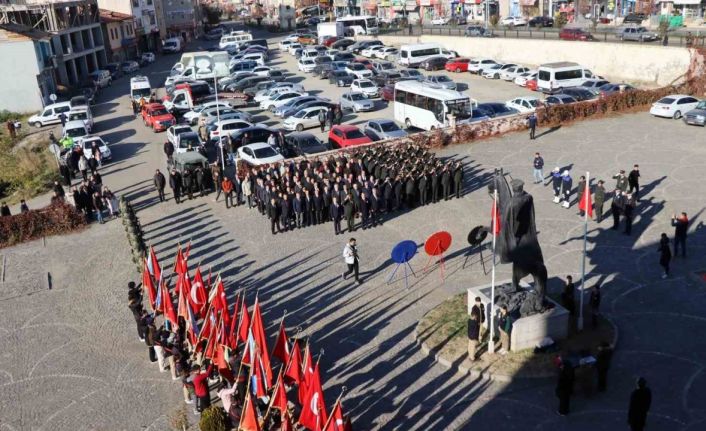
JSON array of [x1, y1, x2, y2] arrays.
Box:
[[658, 233, 672, 279]]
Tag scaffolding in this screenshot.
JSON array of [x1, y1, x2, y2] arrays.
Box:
[[0, 0, 100, 34]]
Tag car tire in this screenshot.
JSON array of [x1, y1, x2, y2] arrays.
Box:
[[673, 110, 682, 120], [405, 118, 412, 129], [33, 121, 42, 128], [296, 123, 304, 132]]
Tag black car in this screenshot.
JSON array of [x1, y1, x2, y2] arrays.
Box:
[[474, 103, 520, 118], [420, 56, 448, 71], [347, 40, 382, 54], [331, 38, 355, 50], [106, 63, 122, 79], [283, 132, 330, 157], [314, 63, 333, 79], [267, 70, 286, 82], [528, 16, 554, 27], [228, 126, 278, 149], [333, 52, 355, 62], [623, 13, 647, 24], [329, 70, 354, 86], [559, 87, 597, 102], [231, 76, 270, 92], [373, 71, 403, 87], [240, 39, 268, 49]]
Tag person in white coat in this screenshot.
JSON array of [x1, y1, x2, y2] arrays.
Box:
[[342, 238, 361, 284]]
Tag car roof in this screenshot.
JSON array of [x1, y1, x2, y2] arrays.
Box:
[[80, 135, 104, 143], [65, 120, 86, 128], [333, 125, 359, 132], [368, 119, 394, 125], [242, 142, 274, 150], [146, 103, 166, 109], [174, 152, 207, 163]]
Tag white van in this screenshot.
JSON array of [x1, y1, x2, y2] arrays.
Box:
[[398, 43, 455, 67], [163, 37, 183, 53], [537, 62, 597, 93], [67, 107, 94, 132], [28, 102, 72, 127], [130, 75, 152, 101], [219, 33, 253, 50]]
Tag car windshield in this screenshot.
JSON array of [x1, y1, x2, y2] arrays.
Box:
[[254, 146, 278, 158], [151, 109, 169, 116], [696, 101, 706, 109], [133, 88, 151, 98], [66, 127, 87, 137], [180, 135, 200, 148], [349, 64, 364, 70], [300, 137, 323, 148], [380, 63, 394, 69], [359, 81, 374, 88], [345, 130, 366, 139], [436, 76, 451, 82], [406, 69, 421, 76], [527, 99, 539, 107], [350, 93, 365, 101], [379, 121, 399, 132], [446, 99, 473, 119], [657, 97, 675, 104], [69, 112, 87, 121], [293, 110, 308, 118]]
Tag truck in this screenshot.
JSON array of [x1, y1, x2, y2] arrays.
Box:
[[130, 75, 152, 102], [170, 51, 230, 82], [163, 81, 248, 115], [317, 22, 344, 43]]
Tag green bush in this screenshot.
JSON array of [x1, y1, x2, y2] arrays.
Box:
[[0, 202, 87, 248], [198, 406, 228, 431]]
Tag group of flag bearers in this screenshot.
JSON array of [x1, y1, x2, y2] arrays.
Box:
[[141, 243, 353, 430]]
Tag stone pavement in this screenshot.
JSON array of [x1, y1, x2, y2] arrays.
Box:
[[1, 49, 705, 430]]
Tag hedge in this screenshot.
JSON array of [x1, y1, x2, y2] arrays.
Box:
[[0, 202, 87, 249]]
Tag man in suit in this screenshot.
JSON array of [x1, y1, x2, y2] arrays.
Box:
[[267, 197, 281, 235], [330, 197, 343, 235]]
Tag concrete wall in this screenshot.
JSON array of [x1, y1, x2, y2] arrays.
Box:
[[363, 34, 693, 87], [0, 39, 44, 112]]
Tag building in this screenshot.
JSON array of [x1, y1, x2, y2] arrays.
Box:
[[97, 0, 160, 52], [158, 0, 203, 41], [0, 0, 108, 88], [0, 23, 57, 111], [99, 9, 137, 61]]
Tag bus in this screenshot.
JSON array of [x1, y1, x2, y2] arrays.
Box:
[[336, 15, 379, 35], [398, 43, 456, 68], [394, 80, 473, 131]]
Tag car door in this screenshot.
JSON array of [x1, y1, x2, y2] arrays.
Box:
[[242, 147, 254, 162], [305, 109, 322, 127], [677, 97, 699, 112]]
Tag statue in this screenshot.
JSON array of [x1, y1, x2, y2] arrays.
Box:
[[489, 170, 549, 316]]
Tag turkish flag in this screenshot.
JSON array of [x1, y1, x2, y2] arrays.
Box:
[[190, 266, 208, 316], [238, 298, 251, 343], [239, 393, 261, 431], [491, 200, 501, 235], [142, 259, 157, 309], [284, 341, 302, 386], [578, 181, 593, 218], [147, 245, 161, 283], [160, 280, 178, 329], [250, 299, 272, 387], [177, 274, 189, 322], [213, 344, 233, 383], [299, 362, 328, 431], [298, 345, 314, 406], [227, 291, 241, 349], [324, 400, 345, 431], [281, 410, 294, 431], [272, 320, 290, 364], [270, 371, 288, 412]]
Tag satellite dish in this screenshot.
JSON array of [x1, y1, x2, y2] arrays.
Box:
[[49, 93, 57, 102]]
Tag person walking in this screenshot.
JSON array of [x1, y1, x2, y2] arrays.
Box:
[[169, 169, 182, 204], [211, 164, 222, 202], [334, 106, 343, 125], [327, 106, 335, 130], [594, 180, 606, 223], [658, 233, 672, 278], [595, 342, 613, 392], [497, 305, 512, 354], [528, 112, 537, 140], [195, 167, 205, 197], [342, 237, 361, 284], [551, 167, 562, 203], [577, 175, 586, 216], [153, 169, 166, 202], [532, 152, 544, 184], [624, 193, 635, 236], [589, 284, 601, 329], [628, 164, 641, 201], [318, 109, 327, 132], [671, 212, 688, 257], [556, 361, 575, 416], [78, 155, 88, 181], [330, 197, 343, 235], [163, 140, 175, 166], [628, 377, 652, 431], [222, 176, 234, 208]]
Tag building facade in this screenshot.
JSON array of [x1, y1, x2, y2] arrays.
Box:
[[0, 23, 57, 111], [158, 0, 203, 41], [100, 9, 137, 61], [97, 0, 160, 52], [0, 0, 108, 88]]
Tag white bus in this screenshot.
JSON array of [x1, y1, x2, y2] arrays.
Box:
[[537, 61, 597, 93], [336, 15, 379, 35], [394, 80, 473, 131], [398, 43, 456, 68]]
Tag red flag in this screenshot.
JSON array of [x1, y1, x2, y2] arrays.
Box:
[[213, 344, 233, 382], [173, 245, 183, 274], [298, 344, 314, 405], [238, 298, 251, 343], [147, 245, 161, 282], [251, 298, 273, 387], [185, 300, 200, 345], [271, 371, 288, 412], [209, 276, 230, 329], [272, 320, 290, 364], [228, 292, 241, 349], [161, 280, 178, 329], [239, 393, 261, 431], [285, 341, 302, 386], [579, 180, 593, 218], [252, 350, 268, 399], [190, 266, 208, 317], [142, 259, 157, 309], [343, 417, 353, 431], [491, 200, 501, 235], [299, 362, 327, 431], [324, 400, 345, 431], [281, 410, 294, 431]]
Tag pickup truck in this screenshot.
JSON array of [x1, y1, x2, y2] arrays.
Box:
[[164, 86, 248, 116], [142, 103, 176, 132]]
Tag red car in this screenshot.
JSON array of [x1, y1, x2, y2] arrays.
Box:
[[559, 28, 594, 41], [142, 103, 176, 132], [322, 36, 339, 47], [353, 58, 374, 70], [381, 85, 394, 102], [328, 125, 372, 149], [526, 79, 538, 91], [445, 58, 471, 73]]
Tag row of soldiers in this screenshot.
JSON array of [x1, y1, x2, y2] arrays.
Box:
[[239, 144, 465, 235]]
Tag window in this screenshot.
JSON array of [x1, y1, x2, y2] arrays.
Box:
[[410, 48, 440, 58], [132, 0, 138, 6], [679, 97, 697, 104], [395, 89, 406, 103], [41, 109, 51, 117], [147, 0, 152, 4], [555, 69, 583, 80]]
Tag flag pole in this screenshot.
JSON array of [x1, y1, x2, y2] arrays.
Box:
[[322, 386, 347, 430], [262, 368, 284, 422], [489, 188, 498, 354], [578, 171, 590, 331]]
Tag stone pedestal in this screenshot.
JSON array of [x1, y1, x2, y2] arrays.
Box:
[[467, 280, 569, 352]]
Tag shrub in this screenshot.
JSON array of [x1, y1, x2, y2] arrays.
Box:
[[199, 406, 228, 431], [0, 202, 87, 248], [168, 406, 191, 431], [489, 15, 499, 29]]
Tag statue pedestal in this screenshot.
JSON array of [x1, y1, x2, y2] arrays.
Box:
[[467, 280, 569, 352]]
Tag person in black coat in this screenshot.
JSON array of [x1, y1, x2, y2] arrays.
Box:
[[658, 233, 671, 278], [195, 167, 205, 197], [628, 377, 652, 431], [359, 193, 370, 230], [313, 190, 324, 225], [611, 190, 625, 230], [370, 189, 383, 227], [595, 342, 613, 392], [555, 361, 575, 416], [267, 198, 281, 235], [418, 173, 428, 206], [393, 176, 403, 210], [431, 169, 439, 203], [382, 178, 393, 212], [405, 175, 416, 208], [0, 202, 10, 217], [453, 162, 463, 198], [343, 195, 355, 233], [671, 212, 688, 257], [293, 192, 304, 228], [624, 193, 635, 235], [628, 164, 640, 201], [87, 156, 98, 175], [182, 170, 194, 200], [330, 197, 343, 235], [280, 194, 291, 232], [163, 141, 174, 165], [169, 169, 182, 204], [153, 169, 166, 202], [441, 167, 451, 201], [53, 181, 65, 199]]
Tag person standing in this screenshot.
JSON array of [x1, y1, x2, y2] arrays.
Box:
[[671, 212, 688, 257], [343, 195, 355, 233], [551, 167, 562, 203], [594, 180, 606, 223], [267, 197, 281, 235], [628, 164, 641, 201], [467, 297, 484, 361], [613, 170, 629, 193], [561, 276, 576, 316], [556, 361, 575, 416], [589, 283, 601, 328], [497, 305, 512, 354], [211, 165, 222, 202], [293, 192, 304, 228], [195, 167, 205, 197], [169, 169, 182, 204], [78, 155, 88, 181], [19, 200, 29, 213], [611, 190, 625, 230], [330, 197, 343, 235], [596, 342, 613, 392], [658, 233, 672, 278], [334, 106, 343, 125], [153, 169, 166, 202], [533, 152, 544, 184], [342, 237, 361, 284], [560, 170, 572, 209], [163, 140, 175, 166], [577, 175, 586, 216], [418, 172, 428, 206], [453, 161, 463, 199], [192, 363, 214, 414], [92, 191, 105, 224], [222, 176, 234, 208], [182, 169, 193, 200], [1, 202, 11, 217], [528, 113, 538, 140], [441, 167, 451, 201], [318, 109, 327, 132], [327, 106, 335, 130], [280, 193, 291, 232], [624, 193, 635, 236], [359, 192, 370, 230], [628, 377, 652, 431]]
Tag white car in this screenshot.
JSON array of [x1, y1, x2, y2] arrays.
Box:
[[210, 119, 253, 141], [287, 43, 303, 55], [481, 64, 504, 79], [283, 106, 329, 131], [374, 47, 398, 60], [121, 61, 139, 73], [298, 58, 317, 73], [78, 135, 112, 161], [499, 66, 530, 81], [183, 102, 233, 125], [506, 97, 540, 113], [278, 40, 293, 51], [650, 95, 701, 119], [501, 16, 527, 27], [361, 46, 385, 58], [430, 17, 451, 25], [237, 142, 284, 166], [259, 91, 307, 111], [350, 79, 379, 98], [284, 33, 302, 43], [345, 63, 373, 79], [141, 52, 155, 63], [468, 58, 497, 74], [241, 53, 266, 66], [514, 70, 537, 86], [167, 124, 193, 146], [252, 66, 273, 77]]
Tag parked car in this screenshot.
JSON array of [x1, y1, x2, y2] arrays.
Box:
[[620, 26, 659, 42], [174, 131, 204, 154], [62, 120, 90, 141], [559, 28, 595, 41], [260, 91, 308, 111], [650, 95, 700, 119], [314, 63, 333, 79], [282, 132, 330, 156], [501, 16, 527, 27], [559, 87, 598, 101], [322, 36, 340, 47], [623, 13, 647, 24], [141, 52, 156, 63], [210, 118, 254, 142], [204, 28, 224, 40], [28, 101, 72, 127], [329, 70, 355, 87], [381, 85, 394, 102], [287, 43, 303, 54], [474, 103, 520, 118], [363, 119, 408, 141], [273, 96, 320, 117], [598, 83, 636, 97], [345, 63, 373, 79], [78, 135, 112, 161], [481, 64, 504, 79], [468, 58, 497, 74], [373, 71, 403, 87], [89, 70, 112, 88], [120, 61, 139, 74], [340, 92, 375, 112], [465, 25, 492, 37], [105, 63, 122, 79], [372, 60, 396, 75], [526, 79, 539, 91], [298, 58, 317, 73], [237, 142, 284, 166], [683, 100, 706, 126], [399, 68, 424, 80], [430, 17, 451, 25], [298, 34, 317, 45], [351, 79, 379, 98], [183, 102, 233, 125], [375, 47, 399, 60], [361, 45, 386, 58], [284, 106, 330, 131], [328, 125, 372, 148], [331, 38, 356, 50], [352, 58, 374, 70], [445, 58, 472, 73], [419, 56, 448, 71], [333, 52, 355, 62], [514, 70, 538, 86], [424, 75, 456, 90], [167, 124, 194, 146], [528, 16, 554, 27], [505, 97, 540, 113], [581, 79, 611, 94], [499, 66, 530, 81], [544, 94, 577, 105]]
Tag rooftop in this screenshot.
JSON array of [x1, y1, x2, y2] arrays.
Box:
[[99, 9, 132, 23], [0, 22, 51, 41]]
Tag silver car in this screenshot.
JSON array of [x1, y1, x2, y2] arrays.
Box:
[[340, 92, 375, 112], [424, 75, 457, 90], [619, 26, 659, 42], [363, 119, 408, 141]]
